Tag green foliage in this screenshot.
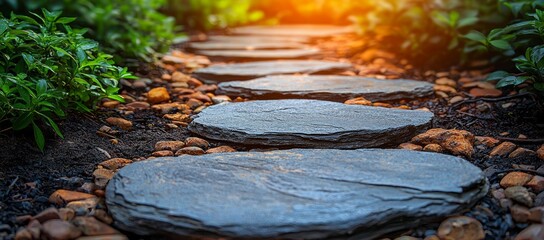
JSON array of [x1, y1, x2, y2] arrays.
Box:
[[476, 1, 544, 94], [163, 0, 263, 30], [0, 10, 135, 150], [1, 0, 176, 62]]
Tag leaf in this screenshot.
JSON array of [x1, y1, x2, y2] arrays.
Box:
[[458, 17, 479, 28], [36, 79, 47, 95], [486, 71, 510, 81], [32, 122, 45, 151], [489, 40, 512, 50], [22, 53, 35, 66], [464, 31, 487, 43], [12, 112, 34, 130], [56, 17, 76, 24], [42, 9, 62, 22], [39, 113, 64, 138], [0, 20, 8, 35]]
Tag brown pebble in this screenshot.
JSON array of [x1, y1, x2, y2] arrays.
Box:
[[505, 186, 534, 207], [206, 146, 237, 154], [33, 207, 60, 223], [49, 190, 96, 205], [501, 172, 534, 188], [105, 117, 133, 130], [510, 148, 537, 158], [42, 219, 82, 240], [527, 176, 544, 193], [72, 216, 119, 236], [423, 144, 444, 153], [437, 216, 485, 240], [515, 224, 544, 240], [152, 150, 174, 157], [155, 141, 185, 152], [490, 142, 517, 157], [185, 137, 209, 149], [99, 158, 133, 171], [175, 147, 206, 156], [147, 87, 171, 104], [59, 208, 75, 221], [93, 169, 114, 189], [398, 143, 423, 151]]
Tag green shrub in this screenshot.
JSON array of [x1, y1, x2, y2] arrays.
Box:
[[1, 0, 176, 62], [0, 9, 135, 150], [163, 0, 263, 30]]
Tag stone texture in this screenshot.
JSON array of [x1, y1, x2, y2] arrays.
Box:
[[106, 149, 487, 239], [230, 25, 354, 37], [189, 41, 310, 50], [197, 48, 320, 60], [193, 60, 352, 82], [490, 142, 517, 157], [501, 172, 534, 188], [411, 129, 475, 158], [189, 100, 434, 149], [217, 75, 434, 102]]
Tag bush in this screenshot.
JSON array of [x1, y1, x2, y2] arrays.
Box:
[[0, 9, 135, 150], [1, 0, 176, 62]]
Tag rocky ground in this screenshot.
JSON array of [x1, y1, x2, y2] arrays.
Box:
[[1, 30, 544, 240]]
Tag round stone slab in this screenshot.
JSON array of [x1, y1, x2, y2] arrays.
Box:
[[197, 48, 321, 60], [106, 149, 488, 239], [231, 25, 354, 37], [188, 41, 310, 50], [188, 100, 434, 148], [217, 75, 434, 101], [194, 60, 352, 82], [208, 35, 310, 43]]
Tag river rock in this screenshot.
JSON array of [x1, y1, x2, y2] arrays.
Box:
[[193, 60, 352, 82], [230, 24, 354, 37], [197, 48, 321, 60], [106, 149, 488, 239], [217, 75, 434, 101], [188, 100, 434, 148]]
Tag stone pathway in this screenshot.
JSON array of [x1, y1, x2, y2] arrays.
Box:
[[104, 25, 488, 239], [189, 99, 434, 148], [217, 75, 435, 101], [194, 60, 352, 82], [107, 149, 488, 240]]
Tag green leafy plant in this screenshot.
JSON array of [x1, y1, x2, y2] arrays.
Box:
[[1, 0, 176, 62], [0, 9, 135, 150]]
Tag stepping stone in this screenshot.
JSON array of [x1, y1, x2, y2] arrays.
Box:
[[106, 149, 488, 239], [231, 24, 354, 37], [193, 60, 352, 82], [197, 48, 321, 60], [188, 100, 434, 148], [207, 35, 310, 43], [188, 41, 310, 50], [218, 75, 435, 102]]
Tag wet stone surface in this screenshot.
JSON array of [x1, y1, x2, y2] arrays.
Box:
[[188, 99, 434, 148], [207, 35, 310, 43], [106, 149, 488, 240], [230, 24, 355, 37], [217, 75, 435, 102], [193, 60, 352, 82], [196, 48, 321, 61]]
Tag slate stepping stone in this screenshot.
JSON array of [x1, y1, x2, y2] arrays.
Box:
[[231, 24, 354, 37], [207, 35, 310, 43], [106, 149, 488, 239], [188, 41, 310, 50], [218, 75, 434, 102], [194, 60, 352, 82], [188, 100, 434, 148], [197, 48, 321, 60]]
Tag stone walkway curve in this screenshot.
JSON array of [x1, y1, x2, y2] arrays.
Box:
[[106, 25, 488, 240]]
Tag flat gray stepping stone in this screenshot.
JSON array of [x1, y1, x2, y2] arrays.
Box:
[[188, 41, 310, 50], [194, 60, 352, 82], [208, 35, 309, 43], [231, 24, 354, 37], [197, 48, 320, 60], [218, 75, 434, 101], [188, 100, 434, 148], [106, 149, 488, 239]]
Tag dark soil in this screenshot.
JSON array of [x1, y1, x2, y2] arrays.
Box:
[[1, 34, 544, 240]]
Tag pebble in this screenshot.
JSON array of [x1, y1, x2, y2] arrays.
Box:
[[509, 148, 537, 158], [42, 219, 82, 240], [175, 147, 206, 156], [33, 207, 60, 223], [411, 128, 474, 158], [212, 95, 232, 104], [492, 188, 506, 200], [147, 87, 171, 104], [49, 190, 96, 205], [344, 97, 372, 106], [186, 98, 204, 108], [529, 207, 544, 223], [537, 145, 544, 160], [66, 198, 99, 216], [437, 216, 485, 240], [105, 117, 133, 130], [435, 78, 457, 87], [206, 146, 237, 154], [171, 82, 189, 88], [490, 142, 518, 157], [154, 141, 186, 152], [515, 224, 544, 240], [526, 176, 544, 193], [475, 136, 500, 148], [171, 71, 191, 82], [93, 169, 114, 189], [59, 208, 75, 221], [185, 137, 209, 149], [125, 101, 151, 110], [151, 103, 188, 114], [505, 186, 534, 207], [449, 96, 464, 104], [14, 228, 33, 240], [433, 85, 457, 94], [435, 91, 449, 98], [423, 144, 444, 153], [399, 143, 423, 151], [511, 204, 531, 223], [152, 150, 174, 157], [164, 113, 191, 122], [75, 235, 129, 240], [92, 209, 113, 225], [98, 158, 133, 171], [470, 88, 502, 97], [79, 183, 98, 194], [72, 217, 119, 236], [102, 101, 120, 109], [501, 172, 534, 188]]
